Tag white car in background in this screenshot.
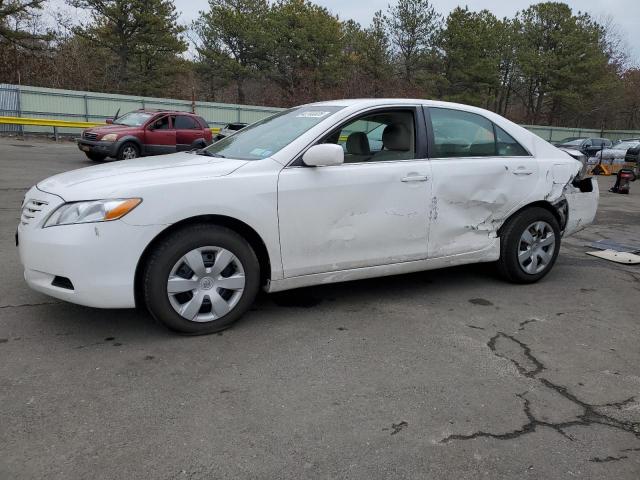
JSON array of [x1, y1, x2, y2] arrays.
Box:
[[18, 99, 599, 334], [594, 139, 640, 163]]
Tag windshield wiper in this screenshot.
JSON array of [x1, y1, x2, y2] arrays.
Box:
[[196, 149, 225, 158]]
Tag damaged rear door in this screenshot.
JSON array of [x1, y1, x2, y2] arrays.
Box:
[[425, 106, 539, 258]]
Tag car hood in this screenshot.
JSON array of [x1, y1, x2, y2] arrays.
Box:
[[37, 152, 248, 201], [84, 124, 138, 135]]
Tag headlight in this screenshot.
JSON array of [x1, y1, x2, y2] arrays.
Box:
[[101, 133, 118, 142], [44, 198, 142, 227]]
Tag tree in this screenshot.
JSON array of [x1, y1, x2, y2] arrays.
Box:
[[68, 0, 187, 95], [0, 0, 47, 45], [359, 11, 393, 96], [194, 0, 271, 104], [385, 0, 441, 85], [514, 2, 610, 125], [340, 13, 393, 98], [439, 7, 503, 107], [0, 0, 50, 83], [269, 0, 344, 104]]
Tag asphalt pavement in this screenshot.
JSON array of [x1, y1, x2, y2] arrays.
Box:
[[1, 136, 639, 479]]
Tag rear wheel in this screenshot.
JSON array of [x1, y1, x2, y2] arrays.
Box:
[[497, 207, 561, 283], [117, 142, 139, 160], [142, 224, 260, 335], [85, 152, 106, 162]]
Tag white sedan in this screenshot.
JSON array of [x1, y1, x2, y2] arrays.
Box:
[[18, 99, 599, 334]]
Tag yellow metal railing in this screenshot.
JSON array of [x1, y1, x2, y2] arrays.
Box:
[[0, 116, 222, 134], [0, 116, 102, 128]]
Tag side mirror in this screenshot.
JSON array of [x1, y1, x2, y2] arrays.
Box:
[[302, 144, 344, 167], [105, 118, 113, 124]]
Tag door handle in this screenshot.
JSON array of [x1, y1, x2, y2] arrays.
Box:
[[513, 167, 534, 176], [401, 175, 429, 182]]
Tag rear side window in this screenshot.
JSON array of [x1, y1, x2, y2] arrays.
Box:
[[429, 108, 529, 158], [430, 108, 495, 157], [175, 115, 199, 130], [495, 125, 529, 156]]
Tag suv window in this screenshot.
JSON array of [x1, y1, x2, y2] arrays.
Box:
[[151, 115, 171, 130], [430, 108, 528, 158], [322, 110, 416, 163], [175, 115, 199, 130]]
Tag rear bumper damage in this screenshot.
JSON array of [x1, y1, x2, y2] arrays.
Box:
[[560, 176, 599, 236]]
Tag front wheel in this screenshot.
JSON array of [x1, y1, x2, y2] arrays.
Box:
[[497, 207, 561, 283], [142, 224, 260, 334], [117, 142, 139, 160]]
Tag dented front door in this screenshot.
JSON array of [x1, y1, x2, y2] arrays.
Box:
[[278, 161, 432, 278]]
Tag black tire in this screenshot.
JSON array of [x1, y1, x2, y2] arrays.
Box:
[[117, 142, 140, 160], [497, 207, 561, 284], [85, 152, 107, 162], [142, 224, 260, 335]]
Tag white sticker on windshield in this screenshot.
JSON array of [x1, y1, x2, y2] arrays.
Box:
[[250, 148, 272, 157], [296, 111, 331, 118]]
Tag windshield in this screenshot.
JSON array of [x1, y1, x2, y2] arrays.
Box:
[[113, 112, 153, 127], [203, 106, 344, 160], [612, 141, 640, 150]]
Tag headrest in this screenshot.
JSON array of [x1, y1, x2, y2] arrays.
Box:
[[382, 124, 411, 151], [346, 132, 371, 155]]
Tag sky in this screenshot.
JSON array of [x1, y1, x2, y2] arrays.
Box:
[[172, 0, 640, 65]]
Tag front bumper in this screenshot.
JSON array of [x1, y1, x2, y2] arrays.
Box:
[[18, 188, 166, 308], [77, 139, 119, 157]]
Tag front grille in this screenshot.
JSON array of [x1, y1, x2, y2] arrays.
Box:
[[21, 199, 49, 226], [83, 131, 98, 141]]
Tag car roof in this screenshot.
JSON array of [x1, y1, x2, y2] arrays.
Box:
[[307, 98, 484, 109], [135, 109, 198, 115]]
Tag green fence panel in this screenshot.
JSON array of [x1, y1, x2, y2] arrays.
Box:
[[2, 83, 640, 140]]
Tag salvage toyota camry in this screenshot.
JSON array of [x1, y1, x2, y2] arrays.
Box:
[[18, 99, 599, 334]]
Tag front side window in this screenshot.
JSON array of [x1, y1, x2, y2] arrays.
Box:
[[430, 108, 528, 158], [151, 115, 171, 130], [321, 110, 416, 163], [203, 106, 344, 160]]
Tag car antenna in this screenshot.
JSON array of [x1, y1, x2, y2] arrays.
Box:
[[114, 108, 121, 120]]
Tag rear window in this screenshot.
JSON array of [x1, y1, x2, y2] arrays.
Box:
[[429, 108, 529, 158]]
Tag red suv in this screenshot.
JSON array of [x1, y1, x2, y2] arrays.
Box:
[[77, 110, 213, 161]]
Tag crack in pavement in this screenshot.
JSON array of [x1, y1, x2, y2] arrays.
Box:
[[589, 455, 628, 463], [441, 332, 640, 446], [487, 333, 545, 378], [517, 318, 539, 332], [0, 301, 61, 309]]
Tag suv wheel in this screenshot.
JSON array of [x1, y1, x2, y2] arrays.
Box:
[[118, 142, 139, 160], [497, 207, 561, 283], [142, 224, 260, 335]]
